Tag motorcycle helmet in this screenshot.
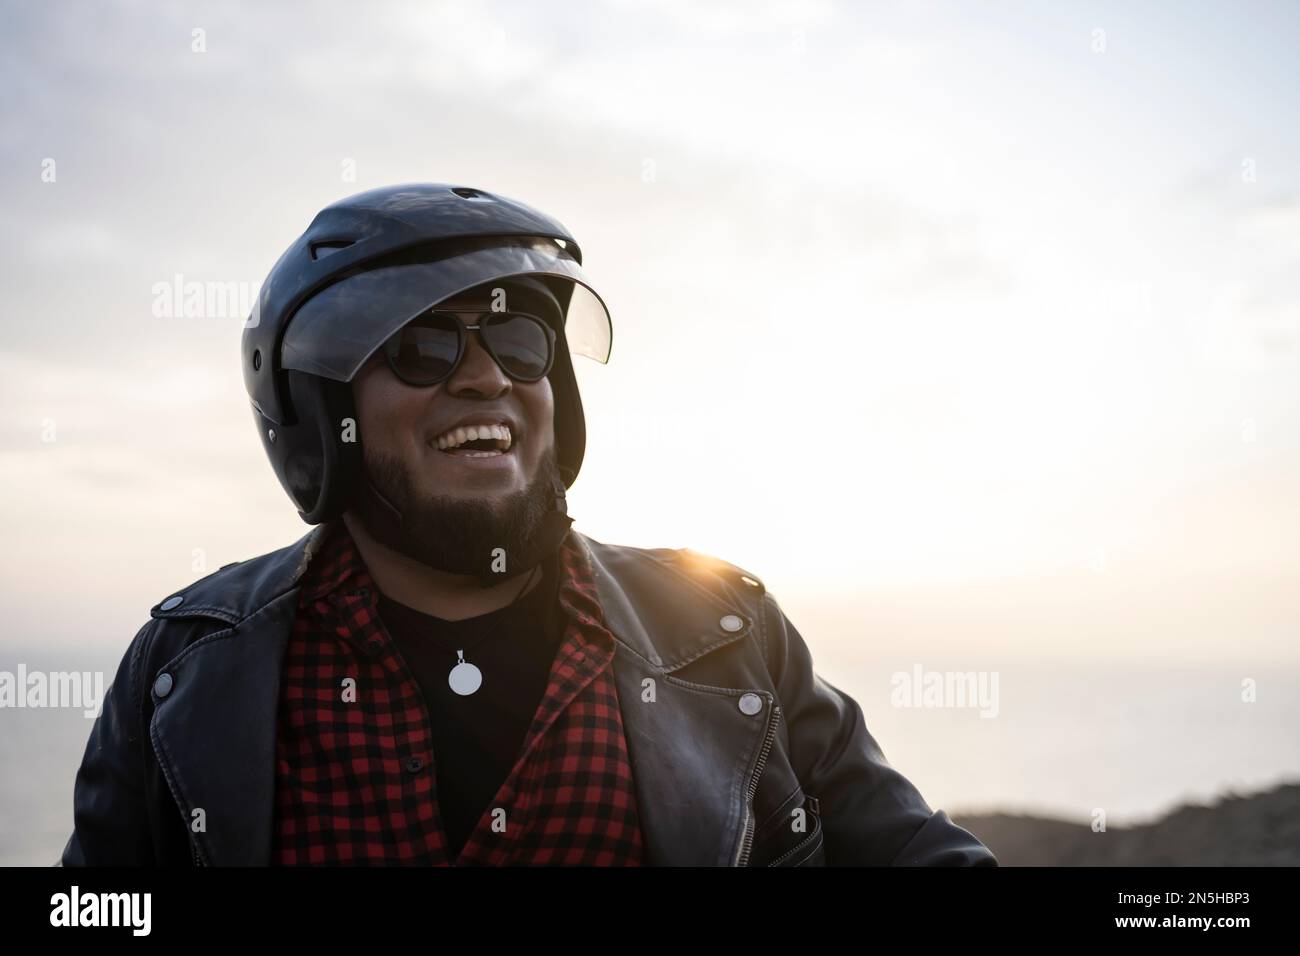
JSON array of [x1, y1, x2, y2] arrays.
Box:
[[240, 183, 612, 583]]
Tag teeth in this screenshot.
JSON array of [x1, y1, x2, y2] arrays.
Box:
[[434, 422, 512, 451]]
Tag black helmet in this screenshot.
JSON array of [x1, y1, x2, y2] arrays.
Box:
[[241, 183, 612, 579]]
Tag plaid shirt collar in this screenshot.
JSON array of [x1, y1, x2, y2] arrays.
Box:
[[299, 518, 611, 653], [299, 520, 370, 606]]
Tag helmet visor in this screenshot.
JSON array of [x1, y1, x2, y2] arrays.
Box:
[[279, 237, 612, 383]]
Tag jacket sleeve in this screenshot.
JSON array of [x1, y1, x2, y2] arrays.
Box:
[[761, 591, 997, 866], [60, 621, 158, 866]]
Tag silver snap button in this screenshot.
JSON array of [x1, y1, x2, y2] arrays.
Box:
[[160, 595, 184, 611], [738, 692, 763, 715], [153, 673, 174, 698], [720, 614, 744, 632]]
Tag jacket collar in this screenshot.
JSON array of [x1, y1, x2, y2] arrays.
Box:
[[150, 521, 760, 672], [149, 523, 770, 866]]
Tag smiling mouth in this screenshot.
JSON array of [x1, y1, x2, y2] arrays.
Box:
[[441, 446, 510, 458], [432, 423, 515, 459]]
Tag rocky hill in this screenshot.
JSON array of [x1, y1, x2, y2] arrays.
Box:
[[952, 781, 1300, 866]]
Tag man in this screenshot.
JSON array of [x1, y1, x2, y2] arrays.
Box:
[[61, 183, 996, 866]]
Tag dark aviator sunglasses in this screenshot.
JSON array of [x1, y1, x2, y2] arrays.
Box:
[[381, 309, 556, 387]]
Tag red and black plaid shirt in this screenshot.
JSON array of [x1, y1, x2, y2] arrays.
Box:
[[271, 520, 645, 865]]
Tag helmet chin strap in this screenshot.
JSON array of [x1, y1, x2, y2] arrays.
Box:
[[353, 472, 573, 588]]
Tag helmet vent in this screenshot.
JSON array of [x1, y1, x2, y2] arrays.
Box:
[[451, 186, 495, 202], [310, 239, 356, 260]]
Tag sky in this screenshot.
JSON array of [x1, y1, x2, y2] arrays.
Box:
[[1, 0, 1298, 827]]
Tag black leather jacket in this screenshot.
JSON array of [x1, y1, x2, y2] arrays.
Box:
[[60, 525, 997, 867]]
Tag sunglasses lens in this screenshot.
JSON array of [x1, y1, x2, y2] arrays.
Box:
[[483, 313, 552, 381], [384, 312, 460, 383]]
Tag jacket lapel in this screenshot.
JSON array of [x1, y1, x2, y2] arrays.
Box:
[[574, 533, 772, 866], [148, 524, 333, 866], [150, 590, 298, 864]]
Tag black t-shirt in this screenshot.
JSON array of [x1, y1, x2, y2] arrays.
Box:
[[375, 551, 565, 859]]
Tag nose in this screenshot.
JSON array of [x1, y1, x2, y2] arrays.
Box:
[[446, 328, 511, 398]]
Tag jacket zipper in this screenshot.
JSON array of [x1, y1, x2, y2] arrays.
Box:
[[191, 837, 206, 866], [735, 701, 781, 866], [766, 796, 821, 866]]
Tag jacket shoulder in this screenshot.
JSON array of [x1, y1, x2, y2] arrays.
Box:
[[146, 525, 326, 626], [575, 532, 775, 662], [577, 533, 767, 599], [673, 546, 767, 597], [575, 531, 787, 683]]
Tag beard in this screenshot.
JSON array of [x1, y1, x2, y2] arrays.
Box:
[[356, 443, 563, 578]]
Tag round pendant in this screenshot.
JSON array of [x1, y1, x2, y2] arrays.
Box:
[[448, 650, 482, 696]]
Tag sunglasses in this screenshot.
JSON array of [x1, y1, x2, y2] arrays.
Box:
[[381, 309, 556, 386]]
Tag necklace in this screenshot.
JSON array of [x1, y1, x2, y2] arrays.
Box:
[[447, 563, 541, 697]]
